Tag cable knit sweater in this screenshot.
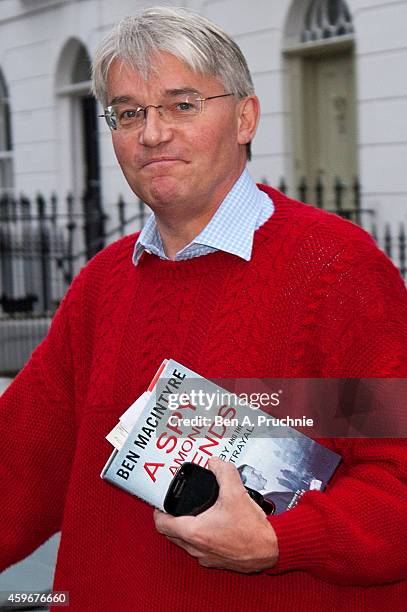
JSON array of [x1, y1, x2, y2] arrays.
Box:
[[1, 186, 406, 611]]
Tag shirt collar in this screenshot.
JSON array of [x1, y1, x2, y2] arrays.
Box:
[[133, 168, 271, 264]]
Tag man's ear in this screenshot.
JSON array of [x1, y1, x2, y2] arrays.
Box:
[[236, 95, 260, 146]]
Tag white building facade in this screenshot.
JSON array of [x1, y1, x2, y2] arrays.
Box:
[[0, 0, 406, 250]]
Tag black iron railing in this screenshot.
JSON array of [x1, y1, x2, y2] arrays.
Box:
[[272, 176, 373, 225], [270, 176, 406, 278], [0, 181, 405, 374], [0, 192, 148, 313], [0, 192, 147, 374]]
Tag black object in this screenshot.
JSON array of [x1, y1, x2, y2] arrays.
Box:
[[245, 486, 275, 515], [164, 463, 219, 516], [164, 462, 275, 517]]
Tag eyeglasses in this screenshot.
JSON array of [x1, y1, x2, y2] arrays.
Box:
[[99, 92, 234, 131]]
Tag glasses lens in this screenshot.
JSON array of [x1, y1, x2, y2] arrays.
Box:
[[105, 105, 145, 130], [103, 107, 117, 130], [164, 95, 201, 121], [103, 95, 203, 130]]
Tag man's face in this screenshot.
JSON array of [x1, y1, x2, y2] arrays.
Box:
[[240, 465, 267, 490], [106, 53, 258, 221]]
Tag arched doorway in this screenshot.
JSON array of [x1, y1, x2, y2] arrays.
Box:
[[55, 39, 104, 259], [284, 0, 357, 212], [0, 68, 16, 311], [0, 69, 14, 198]]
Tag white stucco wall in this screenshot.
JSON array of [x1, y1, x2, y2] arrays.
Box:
[[0, 0, 406, 239], [352, 0, 407, 232]]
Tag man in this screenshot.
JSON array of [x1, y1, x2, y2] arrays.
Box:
[[237, 463, 323, 515], [238, 464, 269, 492], [1, 6, 406, 611], [237, 463, 297, 514]]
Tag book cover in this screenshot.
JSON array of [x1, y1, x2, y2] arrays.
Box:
[[101, 359, 341, 514]]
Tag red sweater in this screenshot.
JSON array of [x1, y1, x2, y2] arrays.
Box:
[[1, 187, 406, 611]]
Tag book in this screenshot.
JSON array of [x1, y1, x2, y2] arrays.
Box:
[[101, 359, 341, 514]]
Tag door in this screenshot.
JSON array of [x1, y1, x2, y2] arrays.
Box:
[[81, 95, 105, 259], [302, 52, 358, 209]]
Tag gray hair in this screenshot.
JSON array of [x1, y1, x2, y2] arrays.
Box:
[[91, 6, 255, 159], [91, 6, 254, 106]]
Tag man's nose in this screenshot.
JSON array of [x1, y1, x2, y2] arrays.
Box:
[[138, 106, 172, 147]]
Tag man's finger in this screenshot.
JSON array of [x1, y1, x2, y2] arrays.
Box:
[[167, 536, 203, 558], [154, 509, 196, 539], [207, 456, 246, 501]]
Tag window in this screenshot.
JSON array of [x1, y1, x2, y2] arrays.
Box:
[[302, 0, 353, 42], [71, 44, 92, 84]]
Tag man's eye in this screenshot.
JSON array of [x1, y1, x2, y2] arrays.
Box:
[[119, 109, 138, 120], [175, 102, 195, 112]]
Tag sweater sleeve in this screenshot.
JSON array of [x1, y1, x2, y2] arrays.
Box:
[[0, 270, 85, 572], [267, 248, 407, 585]]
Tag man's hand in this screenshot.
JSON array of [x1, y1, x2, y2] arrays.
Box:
[[154, 457, 279, 573]]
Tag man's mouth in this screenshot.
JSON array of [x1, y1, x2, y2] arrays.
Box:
[[141, 157, 183, 168]]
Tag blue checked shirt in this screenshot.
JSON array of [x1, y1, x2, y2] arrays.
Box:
[[133, 168, 274, 264]]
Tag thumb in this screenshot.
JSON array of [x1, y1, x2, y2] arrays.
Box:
[[207, 457, 245, 500]]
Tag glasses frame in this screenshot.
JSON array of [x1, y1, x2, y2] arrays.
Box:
[[99, 92, 234, 131]]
